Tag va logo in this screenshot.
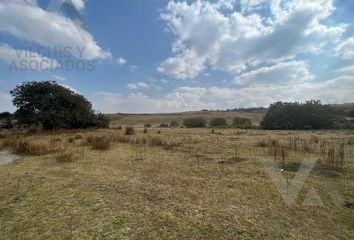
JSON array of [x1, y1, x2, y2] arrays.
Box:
[[260, 157, 344, 207], [47, 0, 87, 39]]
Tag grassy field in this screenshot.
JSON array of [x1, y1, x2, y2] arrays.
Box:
[[0, 128, 353, 239], [108, 110, 265, 128]]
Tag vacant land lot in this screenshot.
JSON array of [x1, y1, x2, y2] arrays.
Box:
[[0, 128, 353, 239]]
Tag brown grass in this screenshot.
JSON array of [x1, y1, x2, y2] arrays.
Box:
[[86, 135, 111, 151], [2, 137, 58, 155], [56, 152, 78, 164], [0, 128, 353, 239]]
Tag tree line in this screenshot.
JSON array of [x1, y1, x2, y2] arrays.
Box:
[[1, 81, 353, 131]]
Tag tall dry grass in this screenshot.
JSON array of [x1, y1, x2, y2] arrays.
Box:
[[2, 137, 58, 155]]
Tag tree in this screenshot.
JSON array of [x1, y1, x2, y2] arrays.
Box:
[[209, 117, 227, 127], [183, 117, 206, 128], [348, 110, 354, 118], [10, 81, 109, 130], [261, 100, 334, 130], [232, 117, 252, 129], [0, 112, 12, 119]]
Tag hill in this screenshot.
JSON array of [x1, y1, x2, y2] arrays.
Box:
[[108, 109, 266, 128]]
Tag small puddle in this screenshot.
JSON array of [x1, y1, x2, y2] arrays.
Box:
[[0, 151, 20, 165]]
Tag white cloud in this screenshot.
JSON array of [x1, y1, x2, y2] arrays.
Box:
[[51, 75, 66, 81], [159, 0, 346, 79], [240, 0, 266, 13], [234, 61, 314, 84], [94, 75, 354, 113], [0, 0, 110, 60], [127, 82, 150, 89], [335, 35, 354, 59], [116, 57, 127, 65], [129, 65, 138, 72], [71, 0, 86, 11], [0, 44, 60, 70], [0, 91, 14, 113], [158, 49, 205, 79], [336, 64, 354, 73]]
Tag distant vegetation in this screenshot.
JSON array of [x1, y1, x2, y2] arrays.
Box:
[[261, 100, 335, 130], [159, 123, 169, 128], [232, 117, 253, 129], [10, 81, 109, 130], [209, 117, 227, 127], [183, 117, 207, 128], [170, 121, 179, 128]]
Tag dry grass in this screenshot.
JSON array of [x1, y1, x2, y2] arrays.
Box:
[[86, 135, 111, 151], [2, 137, 59, 155], [56, 152, 78, 164], [0, 128, 353, 239]]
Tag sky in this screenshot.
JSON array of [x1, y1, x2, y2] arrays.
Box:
[[0, 0, 354, 113]]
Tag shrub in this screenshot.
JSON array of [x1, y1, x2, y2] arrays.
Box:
[[87, 136, 111, 151], [144, 123, 152, 128], [210, 117, 227, 127], [183, 117, 207, 128], [75, 133, 84, 140], [68, 137, 75, 143], [56, 152, 78, 164], [261, 100, 335, 130], [170, 121, 179, 128], [117, 126, 123, 130], [125, 127, 135, 135], [232, 117, 252, 129], [0, 133, 6, 139], [143, 128, 148, 134], [160, 123, 169, 128]]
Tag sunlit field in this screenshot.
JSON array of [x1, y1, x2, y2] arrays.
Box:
[[1, 127, 353, 239]]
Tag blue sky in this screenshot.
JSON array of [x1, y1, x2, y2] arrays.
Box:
[[1, 0, 354, 113]]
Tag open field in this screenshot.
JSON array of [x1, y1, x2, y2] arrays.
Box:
[[108, 110, 265, 128], [0, 128, 354, 239]]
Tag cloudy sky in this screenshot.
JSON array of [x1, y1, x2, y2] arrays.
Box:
[[0, 0, 354, 113]]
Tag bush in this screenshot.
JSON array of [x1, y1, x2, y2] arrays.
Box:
[[160, 123, 169, 128], [86, 136, 111, 151], [170, 121, 179, 128], [261, 100, 335, 130], [210, 117, 227, 127], [232, 117, 252, 129], [143, 128, 148, 134], [183, 117, 207, 128], [125, 126, 135, 135], [348, 110, 354, 118], [144, 123, 152, 128], [75, 133, 84, 139]]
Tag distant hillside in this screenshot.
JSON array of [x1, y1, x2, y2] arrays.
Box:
[[330, 103, 354, 111], [107, 109, 266, 128]]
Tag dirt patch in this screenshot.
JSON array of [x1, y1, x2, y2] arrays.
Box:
[[0, 151, 20, 165]]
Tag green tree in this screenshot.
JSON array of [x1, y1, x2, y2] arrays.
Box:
[[261, 100, 334, 130], [209, 117, 227, 127], [10, 81, 109, 130], [183, 117, 206, 128], [232, 117, 252, 129]]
